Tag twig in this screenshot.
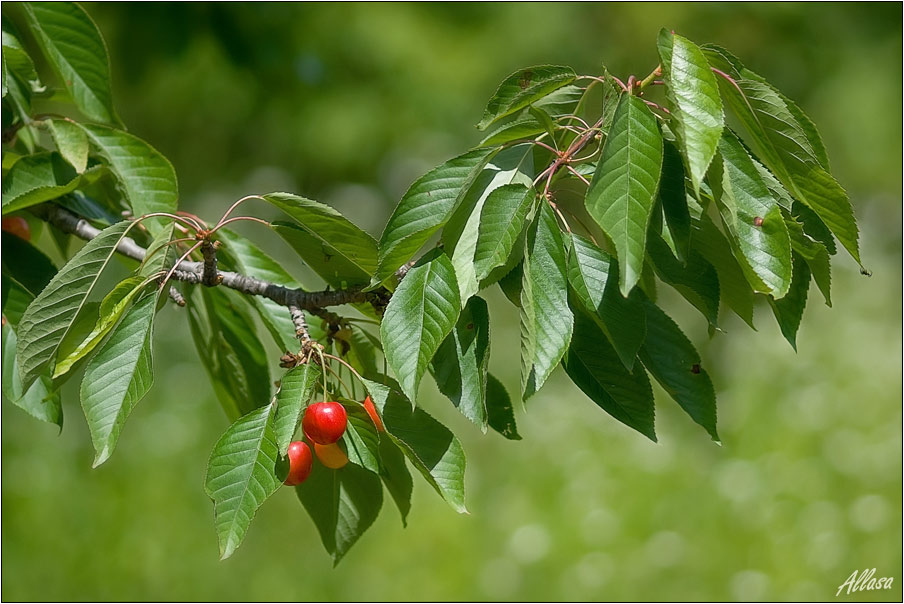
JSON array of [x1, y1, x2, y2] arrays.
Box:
[[31, 202, 392, 313]]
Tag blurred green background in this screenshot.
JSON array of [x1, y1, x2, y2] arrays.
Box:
[[2, 2, 901, 601]]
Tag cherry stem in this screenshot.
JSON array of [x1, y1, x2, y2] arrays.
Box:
[[322, 353, 367, 394], [209, 215, 271, 235], [566, 165, 591, 186], [215, 195, 268, 229], [161, 241, 203, 287]]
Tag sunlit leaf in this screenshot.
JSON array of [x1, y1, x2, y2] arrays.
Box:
[[381, 252, 461, 403], [205, 404, 282, 560], [477, 65, 576, 130], [586, 94, 664, 295], [22, 2, 118, 124]]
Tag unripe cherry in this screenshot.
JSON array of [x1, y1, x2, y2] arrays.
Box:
[[283, 441, 313, 486], [2, 216, 30, 241], [302, 401, 347, 444], [314, 442, 348, 469], [363, 396, 384, 432]]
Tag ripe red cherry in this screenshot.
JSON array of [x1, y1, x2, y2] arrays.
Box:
[[363, 396, 384, 432], [2, 216, 30, 241], [302, 401, 347, 445], [283, 441, 313, 486], [314, 442, 348, 469]]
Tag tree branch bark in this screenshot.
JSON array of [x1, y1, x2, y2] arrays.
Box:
[[31, 203, 390, 313]]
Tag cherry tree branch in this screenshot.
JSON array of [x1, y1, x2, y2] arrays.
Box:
[[31, 203, 391, 313]]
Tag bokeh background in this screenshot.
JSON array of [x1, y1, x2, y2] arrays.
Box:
[[2, 2, 901, 601]]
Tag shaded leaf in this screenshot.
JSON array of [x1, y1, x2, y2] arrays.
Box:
[[586, 94, 664, 295], [2, 322, 62, 427], [296, 462, 383, 565], [378, 437, 413, 526], [486, 374, 520, 440], [1, 233, 57, 296], [341, 403, 381, 474], [567, 232, 645, 369], [647, 231, 720, 328], [1, 151, 81, 214], [562, 308, 656, 441], [638, 298, 718, 440], [784, 211, 831, 306], [689, 214, 755, 328], [216, 228, 310, 351], [658, 140, 692, 262], [364, 378, 467, 513], [431, 296, 490, 430], [768, 253, 811, 350]]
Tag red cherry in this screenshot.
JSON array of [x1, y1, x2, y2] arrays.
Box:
[[2, 216, 30, 241], [283, 441, 313, 486], [302, 401, 347, 445], [363, 396, 384, 432], [314, 442, 348, 469]]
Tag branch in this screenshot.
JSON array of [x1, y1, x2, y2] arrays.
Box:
[[32, 203, 391, 313]]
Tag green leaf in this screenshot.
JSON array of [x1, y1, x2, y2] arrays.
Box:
[[658, 30, 724, 193], [478, 84, 584, 146], [586, 94, 664, 295], [562, 308, 656, 441], [79, 291, 158, 466], [53, 276, 146, 379], [216, 228, 309, 351], [431, 296, 490, 430], [2, 322, 62, 427], [658, 140, 692, 262], [784, 211, 831, 306], [1, 234, 57, 296], [21, 2, 117, 124], [372, 148, 495, 287], [205, 404, 282, 560], [486, 374, 520, 440], [187, 287, 270, 421], [473, 184, 535, 284], [366, 380, 467, 513], [78, 125, 178, 235], [262, 192, 378, 288], [381, 252, 461, 403], [520, 202, 572, 399], [296, 462, 383, 565], [647, 231, 720, 328], [713, 73, 858, 262], [567, 233, 645, 369], [341, 403, 381, 474], [768, 253, 811, 350], [477, 65, 576, 130], [271, 363, 321, 456], [689, 214, 755, 328], [1, 27, 39, 87], [446, 145, 534, 303], [638, 299, 718, 441], [716, 131, 792, 297], [48, 118, 88, 173], [1, 151, 81, 214], [378, 438, 413, 526], [497, 261, 522, 308], [15, 220, 130, 390]]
